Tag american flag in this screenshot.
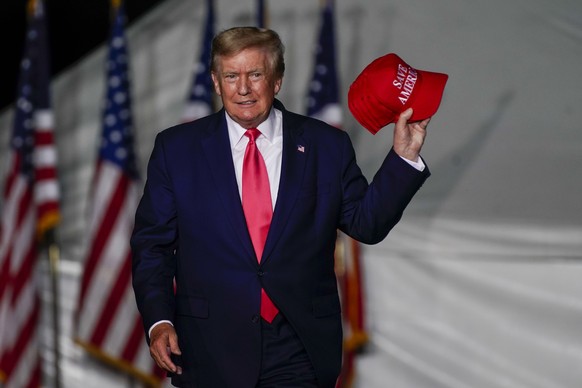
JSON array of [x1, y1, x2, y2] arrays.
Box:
[[306, 0, 342, 127], [73, 2, 163, 385], [305, 1, 368, 387], [257, 0, 267, 28], [0, 0, 60, 386], [182, 0, 215, 122]]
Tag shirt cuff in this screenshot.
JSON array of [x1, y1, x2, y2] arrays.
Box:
[[400, 155, 426, 171], [148, 320, 174, 338]]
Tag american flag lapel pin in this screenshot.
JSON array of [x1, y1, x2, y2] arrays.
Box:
[[297, 145, 305, 153]]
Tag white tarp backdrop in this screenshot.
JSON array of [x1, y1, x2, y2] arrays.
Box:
[[1, 0, 581, 387]]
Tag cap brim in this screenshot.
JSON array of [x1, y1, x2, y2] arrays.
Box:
[[409, 70, 449, 122]]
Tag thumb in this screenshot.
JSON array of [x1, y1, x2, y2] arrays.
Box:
[[398, 107, 413, 123]]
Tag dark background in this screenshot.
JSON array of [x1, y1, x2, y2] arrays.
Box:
[[1, 0, 168, 111]]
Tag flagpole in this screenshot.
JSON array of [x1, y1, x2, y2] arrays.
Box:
[[25, 0, 63, 386], [47, 234, 62, 388], [127, 374, 137, 388]]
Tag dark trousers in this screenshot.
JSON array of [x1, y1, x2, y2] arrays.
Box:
[[256, 315, 319, 388]]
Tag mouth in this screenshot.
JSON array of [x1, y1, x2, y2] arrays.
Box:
[[237, 100, 256, 106]]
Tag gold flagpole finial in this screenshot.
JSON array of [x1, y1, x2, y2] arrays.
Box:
[[27, 0, 37, 16]]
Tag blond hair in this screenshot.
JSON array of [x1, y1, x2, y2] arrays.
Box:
[[211, 26, 285, 79]]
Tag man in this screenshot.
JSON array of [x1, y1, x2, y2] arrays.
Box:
[[131, 27, 431, 387]]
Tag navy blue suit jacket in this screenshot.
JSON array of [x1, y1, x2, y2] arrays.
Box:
[[131, 100, 430, 387]]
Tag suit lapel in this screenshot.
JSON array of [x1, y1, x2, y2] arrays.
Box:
[[201, 111, 256, 261], [262, 105, 308, 263]]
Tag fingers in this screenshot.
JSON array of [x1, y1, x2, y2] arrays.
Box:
[[168, 329, 182, 356], [417, 117, 431, 131], [167, 330, 183, 375], [150, 323, 182, 374]]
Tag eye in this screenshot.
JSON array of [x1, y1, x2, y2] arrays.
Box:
[[223, 74, 237, 82]]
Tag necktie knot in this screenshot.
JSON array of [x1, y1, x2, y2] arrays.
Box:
[[245, 128, 261, 144]]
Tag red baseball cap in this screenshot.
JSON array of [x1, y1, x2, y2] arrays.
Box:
[[348, 53, 448, 134]]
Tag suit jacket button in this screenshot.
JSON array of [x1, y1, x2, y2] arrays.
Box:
[[251, 314, 260, 323], [257, 270, 264, 276]]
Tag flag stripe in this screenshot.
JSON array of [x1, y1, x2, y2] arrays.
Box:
[[33, 167, 57, 181], [77, 167, 129, 314], [3, 296, 39, 375], [9, 233, 36, 304], [10, 191, 36, 295], [1, 177, 28, 262], [34, 109, 53, 128], [34, 180, 58, 203], [102, 260, 142, 357], [1, 155, 19, 201], [6, 241, 36, 351], [121, 308, 148, 361], [90, 249, 132, 345], [33, 140, 57, 163], [4, 316, 41, 388]]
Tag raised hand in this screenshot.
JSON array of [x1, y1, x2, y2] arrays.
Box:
[[393, 107, 430, 163]]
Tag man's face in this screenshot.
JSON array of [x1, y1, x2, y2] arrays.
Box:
[[211, 47, 282, 129]]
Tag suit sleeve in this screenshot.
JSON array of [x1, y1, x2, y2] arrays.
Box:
[[131, 133, 178, 339], [338, 132, 430, 244]]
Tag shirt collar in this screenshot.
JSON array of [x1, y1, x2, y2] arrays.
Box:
[[226, 107, 280, 149]]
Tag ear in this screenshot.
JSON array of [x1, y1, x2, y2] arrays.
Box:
[[211, 72, 222, 96], [274, 77, 282, 95]]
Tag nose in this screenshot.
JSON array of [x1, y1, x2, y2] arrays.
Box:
[[237, 76, 251, 95]]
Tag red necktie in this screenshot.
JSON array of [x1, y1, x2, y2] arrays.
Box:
[[242, 128, 279, 323]]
